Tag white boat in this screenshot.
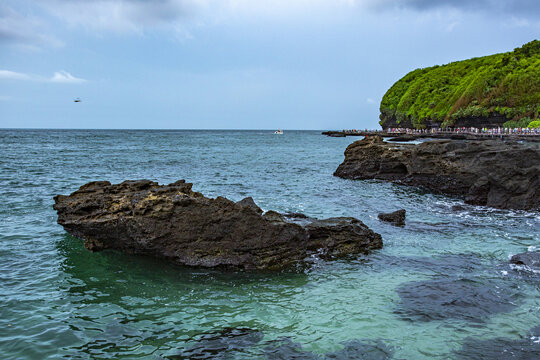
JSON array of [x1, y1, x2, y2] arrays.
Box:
[[274, 129, 283, 134]]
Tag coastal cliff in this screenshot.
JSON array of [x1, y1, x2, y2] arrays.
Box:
[[334, 136, 540, 210], [379, 40, 540, 129], [53, 180, 382, 270]]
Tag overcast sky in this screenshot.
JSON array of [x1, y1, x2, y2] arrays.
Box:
[[1, 0, 539, 129]]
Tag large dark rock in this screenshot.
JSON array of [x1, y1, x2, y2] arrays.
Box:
[[53, 180, 382, 270], [378, 209, 406, 226], [334, 136, 540, 210]]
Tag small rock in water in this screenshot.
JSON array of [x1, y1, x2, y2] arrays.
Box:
[[451, 204, 467, 212], [378, 209, 406, 226], [510, 251, 540, 272]]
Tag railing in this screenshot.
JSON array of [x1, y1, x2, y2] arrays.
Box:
[[338, 128, 540, 136]]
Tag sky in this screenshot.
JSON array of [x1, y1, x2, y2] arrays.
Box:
[[1, 0, 539, 130]]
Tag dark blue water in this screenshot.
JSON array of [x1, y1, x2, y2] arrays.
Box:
[[0, 129, 538, 359]]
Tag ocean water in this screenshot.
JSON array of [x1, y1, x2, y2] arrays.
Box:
[[0, 129, 538, 359]]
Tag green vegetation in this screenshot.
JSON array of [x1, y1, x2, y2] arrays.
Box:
[[380, 40, 540, 129], [529, 120, 540, 128]]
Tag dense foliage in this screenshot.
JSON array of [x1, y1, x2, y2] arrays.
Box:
[[380, 40, 540, 128], [529, 120, 540, 128]]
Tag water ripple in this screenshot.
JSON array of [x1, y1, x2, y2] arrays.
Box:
[[0, 129, 539, 359]]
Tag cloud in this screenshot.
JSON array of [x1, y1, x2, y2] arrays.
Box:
[[3, 0, 539, 47], [0, 69, 86, 83], [40, 0, 200, 33], [51, 71, 86, 83], [0, 70, 32, 80], [367, 0, 540, 17], [38, 0, 540, 33], [0, 4, 63, 48]]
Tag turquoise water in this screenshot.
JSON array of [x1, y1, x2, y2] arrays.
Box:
[[0, 129, 538, 359]]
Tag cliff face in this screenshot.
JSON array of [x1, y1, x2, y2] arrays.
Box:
[[379, 40, 540, 129], [334, 136, 540, 210]]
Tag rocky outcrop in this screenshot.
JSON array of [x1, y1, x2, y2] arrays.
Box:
[[53, 180, 382, 270], [378, 209, 406, 226], [334, 136, 540, 210]]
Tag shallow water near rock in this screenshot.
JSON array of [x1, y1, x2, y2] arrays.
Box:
[[0, 129, 539, 359]]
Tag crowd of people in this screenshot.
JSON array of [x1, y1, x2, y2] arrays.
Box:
[[384, 127, 540, 135]]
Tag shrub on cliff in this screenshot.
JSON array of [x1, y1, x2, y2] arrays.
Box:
[[529, 120, 540, 128], [380, 40, 540, 129]]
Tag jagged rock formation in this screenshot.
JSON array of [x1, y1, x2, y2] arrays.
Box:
[[334, 136, 540, 210], [53, 180, 382, 270]]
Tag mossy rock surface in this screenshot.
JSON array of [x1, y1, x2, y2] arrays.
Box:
[[53, 180, 383, 270]]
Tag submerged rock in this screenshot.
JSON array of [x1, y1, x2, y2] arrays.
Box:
[[378, 209, 406, 226], [53, 180, 382, 270], [334, 136, 540, 210], [453, 326, 540, 360], [395, 277, 520, 322], [170, 328, 264, 359], [264, 337, 394, 360]]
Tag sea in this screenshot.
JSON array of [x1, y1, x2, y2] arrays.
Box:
[[0, 129, 539, 359]]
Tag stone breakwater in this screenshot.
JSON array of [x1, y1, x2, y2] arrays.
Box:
[[53, 180, 382, 270], [334, 136, 540, 210], [322, 130, 540, 142]]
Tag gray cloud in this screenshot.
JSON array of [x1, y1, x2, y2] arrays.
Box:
[[0, 5, 63, 48], [41, 0, 199, 33], [3, 0, 538, 49], [371, 0, 540, 16]]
